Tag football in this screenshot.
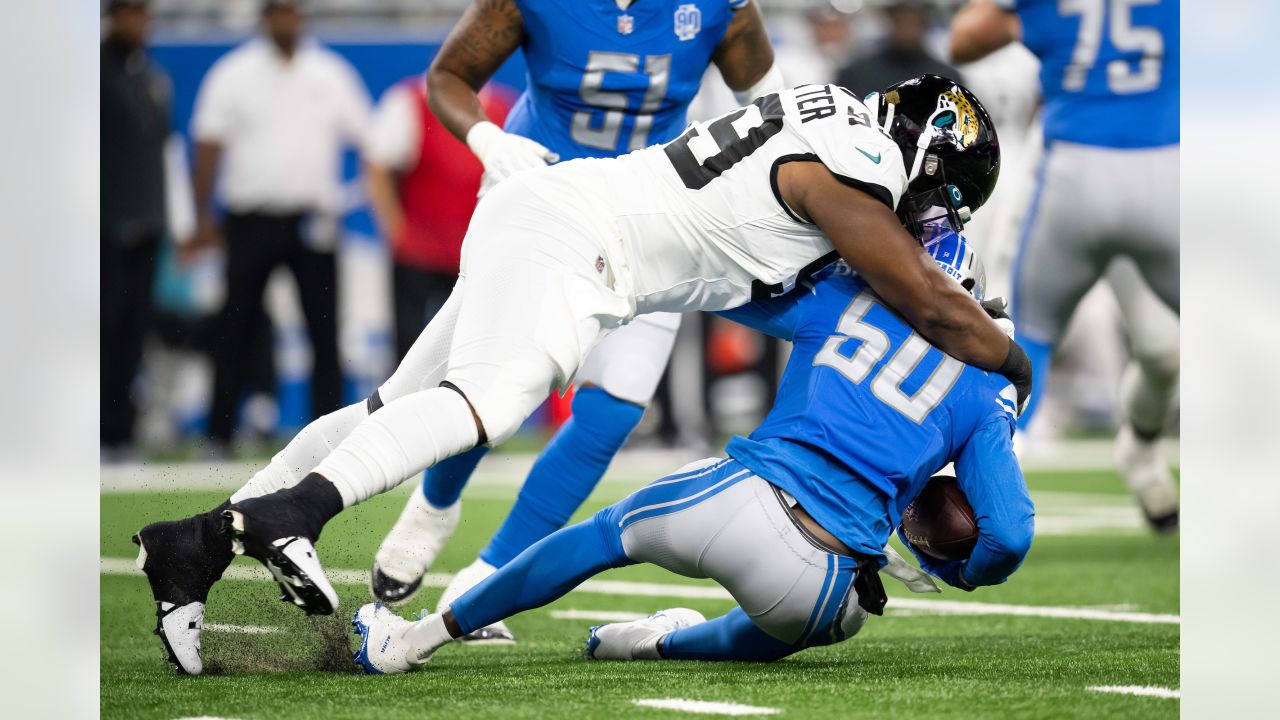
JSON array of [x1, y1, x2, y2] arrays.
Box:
[[901, 475, 979, 561]]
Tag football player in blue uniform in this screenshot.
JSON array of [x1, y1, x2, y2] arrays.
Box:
[[367, 0, 787, 642], [352, 230, 1035, 673], [950, 0, 1179, 530]]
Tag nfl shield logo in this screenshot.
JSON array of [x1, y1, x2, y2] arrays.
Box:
[[674, 4, 701, 41], [617, 13, 634, 35]]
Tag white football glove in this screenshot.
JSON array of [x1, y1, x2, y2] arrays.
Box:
[[466, 120, 559, 196]]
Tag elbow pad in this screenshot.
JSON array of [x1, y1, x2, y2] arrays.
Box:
[[733, 63, 785, 105]]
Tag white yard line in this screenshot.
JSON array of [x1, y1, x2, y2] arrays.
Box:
[[100, 557, 1179, 625], [1087, 686, 1180, 699], [203, 623, 278, 635], [633, 699, 781, 716], [550, 609, 649, 622]]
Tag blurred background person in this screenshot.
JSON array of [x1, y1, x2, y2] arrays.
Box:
[[188, 0, 371, 454], [101, 0, 172, 459], [363, 77, 515, 362], [837, 0, 958, 96], [951, 0, 1180, 530]]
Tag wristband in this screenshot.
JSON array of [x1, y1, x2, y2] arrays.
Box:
[[733, 63, 785, 105], [465, 120, 503, 161], [996, 339, 1031, 382]]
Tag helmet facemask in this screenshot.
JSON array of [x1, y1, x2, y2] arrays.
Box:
[[867, 76, 1000, 244]]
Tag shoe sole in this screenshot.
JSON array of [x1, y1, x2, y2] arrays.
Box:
[[221, 510, 336, 616], [458, 629, 517, 646], [369, 565, 424, 608], [350, 610, 385, 674]]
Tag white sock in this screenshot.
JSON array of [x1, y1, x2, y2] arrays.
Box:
[[405, 613, 456, 659], [313, 387, 480, 507], [231, 401, 370, 503]]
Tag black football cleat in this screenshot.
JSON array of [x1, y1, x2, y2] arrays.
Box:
[[132, 509, 233, 675], [221, 489, 340, 616]]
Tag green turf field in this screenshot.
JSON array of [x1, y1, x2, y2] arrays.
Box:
[[100, 460, 1178, 719]]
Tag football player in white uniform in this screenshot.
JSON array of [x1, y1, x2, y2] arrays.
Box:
[[132, 75, 1029, 674]]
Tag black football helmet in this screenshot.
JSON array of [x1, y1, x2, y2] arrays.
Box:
[[865, 75, 1001, 241]]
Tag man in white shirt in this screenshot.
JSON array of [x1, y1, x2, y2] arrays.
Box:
[[189, 0, 370, 450]]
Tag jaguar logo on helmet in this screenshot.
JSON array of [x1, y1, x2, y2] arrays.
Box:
[[936, 86, 979, 150]]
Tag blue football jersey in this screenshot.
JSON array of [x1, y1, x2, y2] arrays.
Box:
[[999, 0, 1178, 148], [504, 0, 744, 160], [720, 264, 1019, 558]]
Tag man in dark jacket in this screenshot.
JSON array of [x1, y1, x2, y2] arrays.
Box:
[[101, 0, 171, 456]]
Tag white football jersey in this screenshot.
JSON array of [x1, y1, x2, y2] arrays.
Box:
[[544, 84, 909, 314]]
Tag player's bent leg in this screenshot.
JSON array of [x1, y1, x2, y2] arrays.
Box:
[[352, 517, 634, 673], [603, 460, 877, 657], [655, 607, 796, 662], [1107, 258, 1180, 532], [440, 315, 678, 642], [1010, 146, 1102, 431]]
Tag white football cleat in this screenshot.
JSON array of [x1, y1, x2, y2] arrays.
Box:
[[223, 507, 340, 615], [586, 608, 706, 660], [371, 494, 461, 607], [155, 601, 205, 675], [437, 558, 516, 644], [1115, 424, 1179, 533], [351, 603, 432, 674]]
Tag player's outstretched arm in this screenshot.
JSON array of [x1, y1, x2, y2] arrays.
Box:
[[952, 416, 1035, 587], [426, 0, 525, 141], [712, 1, 782, 104], [781, 162, 1032, 399], [950, 0, 1022, 64]]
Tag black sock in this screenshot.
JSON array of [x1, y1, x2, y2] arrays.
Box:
[[273, 473, 345, 540], [200, 500, 235, 572]]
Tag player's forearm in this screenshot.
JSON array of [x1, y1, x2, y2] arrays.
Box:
[[950, 0, 1020, 63], [363, 162, 405, 244], [713, 1, 779, 101], [955, 421, 1035, 587], [894, 274, 1013, 372], [426, 0, 524, 143], [191, 141, 221, 222], [426, 68, 491, 143]]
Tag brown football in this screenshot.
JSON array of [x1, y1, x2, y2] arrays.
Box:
[[901, 475, 978, 561]]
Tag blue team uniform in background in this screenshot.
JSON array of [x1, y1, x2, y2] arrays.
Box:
[[505, 0, 746, 160], [1003, 0, 1180, 429], [1002, 0, 1179, 148], [719, 263, 1032, 585]]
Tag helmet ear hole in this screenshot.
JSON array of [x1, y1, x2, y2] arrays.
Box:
[[961, 278, 976, 292]]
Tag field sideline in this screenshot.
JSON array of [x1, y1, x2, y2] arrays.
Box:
[[100, 449, 1178, 719]]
